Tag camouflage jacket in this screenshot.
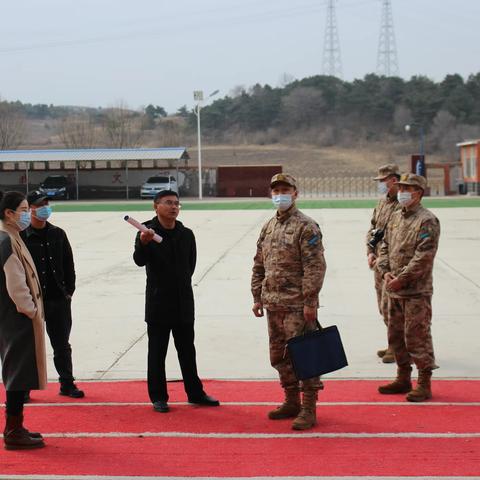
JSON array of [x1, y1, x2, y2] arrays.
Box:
[[376, 203, 440, 298], [366, 194, 400, 255], [251, 205, 327, 311]]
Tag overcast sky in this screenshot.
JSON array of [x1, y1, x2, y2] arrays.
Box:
[[0, 0, 478, 113]]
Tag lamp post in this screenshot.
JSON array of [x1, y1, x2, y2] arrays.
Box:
[[405, 123, 426, 177], [193, 89, 219, 200]]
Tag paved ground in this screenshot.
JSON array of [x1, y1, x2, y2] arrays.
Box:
[[42, 205, 480, 384]]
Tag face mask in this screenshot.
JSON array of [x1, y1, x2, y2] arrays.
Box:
[[378, 182, 388, 195], [16, 211, 31, 231], [34, 205, 52, 221], [272, 194, 293, 211], [397, 191, 412, 206]]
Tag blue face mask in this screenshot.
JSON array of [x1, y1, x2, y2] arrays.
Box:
[[16, 211, 31, 231], [272, 194, 293, 211], [34, 205, 52, 221], [378, 181, 388, 195]]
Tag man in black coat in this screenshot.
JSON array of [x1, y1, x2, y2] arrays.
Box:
[[22, 190, 84, 399], [133, 190, 219, 412]]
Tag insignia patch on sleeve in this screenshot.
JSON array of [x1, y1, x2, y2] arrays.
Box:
[[308, 235, 319, 246], [419, 232, 430, 239]]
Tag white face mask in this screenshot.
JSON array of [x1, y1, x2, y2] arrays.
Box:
[[378, 181, 388, 195], [397, 191, 412, 206], [272, 194, 293, 211]]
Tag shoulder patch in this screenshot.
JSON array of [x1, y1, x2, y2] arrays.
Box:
[[308, 234, 320, 246]]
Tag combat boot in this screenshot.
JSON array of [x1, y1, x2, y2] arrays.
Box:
[[378, 365, 412, 394], [292, 391, 317, 430], [406, 369, 432, 402], [268, 387, 301, 420], [3, 414, 45, 450], [382, 348, 395, 364]]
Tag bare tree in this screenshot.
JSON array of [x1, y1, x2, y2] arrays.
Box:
[[281, 87, 325, 129], [59, 114, 98, 148], [0, 101, 26, 149], [102, 101, 144, 148]]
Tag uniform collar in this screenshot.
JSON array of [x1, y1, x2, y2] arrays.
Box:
[[276, 204, 297, 223], [24, 222, 52, 238], [401, 202, 422, 217]]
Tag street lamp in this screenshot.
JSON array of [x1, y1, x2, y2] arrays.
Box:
[[193, 89, 219, 200], [405, 123, 426, 177]]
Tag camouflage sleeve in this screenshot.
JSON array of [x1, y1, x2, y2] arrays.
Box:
[[300, 223, 327, 307], [251, 223, 267, 303], [375, 226, 390, 277], [366, 206, 378, 255], [397, 217, 440, 284]]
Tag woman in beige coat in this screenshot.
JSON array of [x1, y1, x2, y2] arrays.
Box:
[[0, 191, 47, 450]]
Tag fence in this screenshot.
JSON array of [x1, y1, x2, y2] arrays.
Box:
[[297, 176, 445, 198]]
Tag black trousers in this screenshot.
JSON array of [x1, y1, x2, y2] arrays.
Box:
[[147, 321, 205, 403], [44, 297, 74, 384], [5, 391, 25, 416]]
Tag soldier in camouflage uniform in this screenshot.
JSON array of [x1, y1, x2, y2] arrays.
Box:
[[366, 164, 401, 363], [251, 173, 327, 430], [376, 173, 440, 402]]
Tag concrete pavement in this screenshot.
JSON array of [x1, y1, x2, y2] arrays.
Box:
[[44, 206, 480, 382]]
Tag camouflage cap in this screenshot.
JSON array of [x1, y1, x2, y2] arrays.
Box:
[[270, 173, 297, 189], [397, 173, 427, 191], [373, 164, 400, 181]]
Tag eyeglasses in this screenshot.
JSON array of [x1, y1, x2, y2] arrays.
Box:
[[159, 200, 181, 208]]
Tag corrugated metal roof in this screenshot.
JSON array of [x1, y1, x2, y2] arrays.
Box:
[[0, 147, 189, 162]]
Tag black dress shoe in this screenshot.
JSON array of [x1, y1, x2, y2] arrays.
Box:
[[188, 394, 220, 406], [153, 401, 169, 413], [60, 383, 85, 398]]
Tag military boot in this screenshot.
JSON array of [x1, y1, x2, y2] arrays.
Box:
[[3, 414, 45, 450], [406, 369, 432, 402], [382, 348, 395, 364], [378, 365, 412, 394], [268, 387, 301, 420], [292, 391, 317, 430]]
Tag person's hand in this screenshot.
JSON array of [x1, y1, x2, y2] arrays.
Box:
[[386, 276, 402, 292], [140, 229, 156, 245], [252, 302, 264, 317], [383, 272, 395, 283], [367, 253, 377, 269], [303, 305, 317, 323]]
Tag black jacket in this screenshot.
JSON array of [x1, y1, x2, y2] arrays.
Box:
[[21, 222, 76, 299], [133, 217, 196, 324]]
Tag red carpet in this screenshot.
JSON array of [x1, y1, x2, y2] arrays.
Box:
[[1, 380, 479, 478]]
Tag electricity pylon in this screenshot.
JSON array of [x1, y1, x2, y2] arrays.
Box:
[[376, 0, 399, 77], [322, 0, 343, 78]]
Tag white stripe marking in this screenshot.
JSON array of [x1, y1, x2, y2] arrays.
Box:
[[21, 401, 480, 407], [41, 431, 480, 439]]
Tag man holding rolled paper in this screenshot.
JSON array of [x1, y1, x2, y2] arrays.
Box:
[[133, 190, 219, 413], [251, 174, 327, 430]]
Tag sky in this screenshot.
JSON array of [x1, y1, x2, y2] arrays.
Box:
[[0, 0, 479, 114]]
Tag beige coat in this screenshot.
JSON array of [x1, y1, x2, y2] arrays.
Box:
[[0, 221, 47, 390]]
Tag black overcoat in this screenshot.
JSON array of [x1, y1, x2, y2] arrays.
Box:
[[133, 217, 196, 324]]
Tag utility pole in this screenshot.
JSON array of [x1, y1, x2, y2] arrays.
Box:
[[322, 0, 343, 78], [376, 0, 399, 77]]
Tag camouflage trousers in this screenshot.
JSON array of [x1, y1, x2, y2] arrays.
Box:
[[387, 295, 437, 371], [374, 268, 388, 326], [266, 310, 322, 392]]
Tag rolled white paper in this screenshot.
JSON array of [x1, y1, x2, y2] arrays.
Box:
[[124, 215, 163, 243]]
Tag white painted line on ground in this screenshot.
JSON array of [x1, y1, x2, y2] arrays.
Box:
[[41, 431, 480, 439], [20, 401, 480, 407]]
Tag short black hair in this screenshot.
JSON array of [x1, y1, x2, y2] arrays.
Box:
[[0, 191, 26, 220], [154, 190, 179, 202]]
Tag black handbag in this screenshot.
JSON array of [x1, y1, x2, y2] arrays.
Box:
[[286, 321, 348, 380]]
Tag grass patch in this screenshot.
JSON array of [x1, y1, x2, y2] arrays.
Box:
[[50, 197, 480, 212]]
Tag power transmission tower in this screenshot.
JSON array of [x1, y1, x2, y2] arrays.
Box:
[[322, 0, 343, 78], [376, 0, 399, 77]]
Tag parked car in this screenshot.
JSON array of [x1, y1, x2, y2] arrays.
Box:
[[38, 175, 75, 200], [140, 175, 178, 199]]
